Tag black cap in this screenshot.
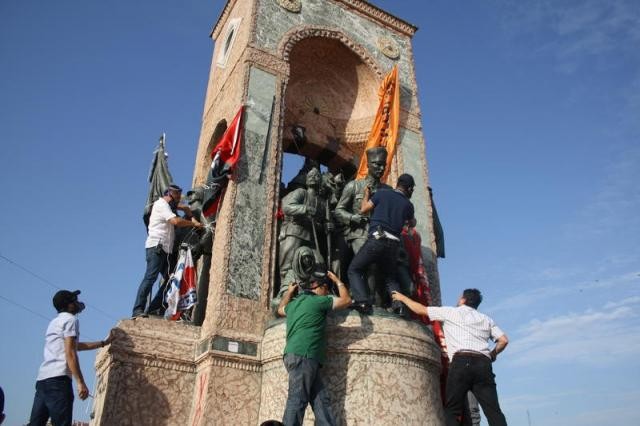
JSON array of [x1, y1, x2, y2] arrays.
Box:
[[53, 290, 81, 312], [397, 173, 415, 188]]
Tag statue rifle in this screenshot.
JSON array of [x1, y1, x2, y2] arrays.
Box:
[[325, 202, 332, 269]]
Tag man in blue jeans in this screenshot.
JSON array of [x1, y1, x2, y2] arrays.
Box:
[[29, 290, 114, 426], [277, 270, 351, 426], [347, 173, 416, 315], [132, 184, 203, 317]]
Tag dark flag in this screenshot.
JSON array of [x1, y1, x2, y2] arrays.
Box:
[[428, 186, 445, 258], [143, 134, 174, 229], [202, 106, 244, 219]]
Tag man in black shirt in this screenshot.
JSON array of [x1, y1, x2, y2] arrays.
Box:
[[347, 173, 416, 315]]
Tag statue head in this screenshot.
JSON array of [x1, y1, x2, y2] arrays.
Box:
[[305, 167, 321, 190], [366, 147, 388, 180]]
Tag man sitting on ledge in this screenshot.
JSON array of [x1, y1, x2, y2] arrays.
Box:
[[277, 270, 351, 426]]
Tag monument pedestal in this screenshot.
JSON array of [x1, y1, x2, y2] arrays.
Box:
[[91, 318, 200, 426], [259, 311, 445, 425]]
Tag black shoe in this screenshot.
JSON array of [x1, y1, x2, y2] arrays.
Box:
[[147, 309, 165, 317], [350, 302, 373, 315], [393, 305, 406, 317], [132, 311, 148, 319], [392, 301, 406, 317]]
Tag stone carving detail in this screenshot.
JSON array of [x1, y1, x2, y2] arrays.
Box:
[[334, 0, 417, 36], [377, 36, 400, 60], [276, 0, 302, 13], [280, 26, 382, 78]]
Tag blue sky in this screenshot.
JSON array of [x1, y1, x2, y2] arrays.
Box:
[[1, 0, 638, 425]]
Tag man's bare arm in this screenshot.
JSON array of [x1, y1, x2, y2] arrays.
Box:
[[328, 271, 351, 310], [360, 186, 375, 214], [77, 329, 115, 351], [64, 336, 89, 400], [169, 216, 203, 228], [490, 334, 509, 361], [391, 291, 428, 316], [277, 284, 299, 317]]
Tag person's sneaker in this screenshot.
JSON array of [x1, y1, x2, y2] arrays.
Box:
[[131, 311, 148, 319]]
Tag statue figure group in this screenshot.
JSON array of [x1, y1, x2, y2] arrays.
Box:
[[274, 145, 414, 311]]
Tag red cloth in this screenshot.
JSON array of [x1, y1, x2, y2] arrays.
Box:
[[402, 227, 449, 403], [203, 106, 244, 218]]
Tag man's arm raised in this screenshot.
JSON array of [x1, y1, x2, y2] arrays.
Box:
[[277, 284, 299, 317], [391, 291, 428, 316], [328, 271, 351, 310]]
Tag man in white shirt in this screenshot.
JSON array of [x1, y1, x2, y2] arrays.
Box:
[[132, 184, 203, 317], [392, 288, 508, 426], [29, 290, 114, 426]]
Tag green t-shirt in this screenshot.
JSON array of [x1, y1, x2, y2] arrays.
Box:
[[284, 293, 334, 363]]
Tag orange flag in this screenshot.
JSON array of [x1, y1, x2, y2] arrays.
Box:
[[356, 65, 400, 182]]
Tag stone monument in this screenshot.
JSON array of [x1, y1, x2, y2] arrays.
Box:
[[91, 1, 444, 425]]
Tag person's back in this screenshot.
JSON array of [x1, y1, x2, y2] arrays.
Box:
[[285, 293, 333, 363], [432, 305, 499, 359], [369, 188, 414, 238]]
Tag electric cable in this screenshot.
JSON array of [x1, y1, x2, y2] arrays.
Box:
[[0, 252, 118, 321]]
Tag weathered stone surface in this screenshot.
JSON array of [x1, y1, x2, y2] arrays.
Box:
[[227, 66, 277, 299], [254, 0, 418, 110], [259, 311, 445, 425], [91, 319, 199, 426]]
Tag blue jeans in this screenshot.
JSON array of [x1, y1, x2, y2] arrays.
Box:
[[282, 353, 335, 426], [347, 237, 401, 305], [132, 245, 171, 315], [29, 375, 73, 426]]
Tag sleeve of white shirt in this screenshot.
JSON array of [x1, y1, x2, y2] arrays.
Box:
[[155, 200, 177, 222], [427, 306, 454, 321], [62, 317, 79, 338], [489, 318, 504, 341]]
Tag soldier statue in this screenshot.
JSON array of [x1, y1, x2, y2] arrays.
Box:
[[277, 166, 331, 289]]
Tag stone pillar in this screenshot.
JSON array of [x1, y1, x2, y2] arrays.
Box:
[[259, 312, 445, 425]]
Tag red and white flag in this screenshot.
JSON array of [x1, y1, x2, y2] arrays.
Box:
[[202, 105, 244, 218], [164, 247, 197, 321]]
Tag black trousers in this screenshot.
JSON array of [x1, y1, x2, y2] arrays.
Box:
[[445, 355, 507, 426], [347, 237, 401, 305]]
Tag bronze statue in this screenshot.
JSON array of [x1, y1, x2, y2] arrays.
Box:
[[277, 166, 331, 288]]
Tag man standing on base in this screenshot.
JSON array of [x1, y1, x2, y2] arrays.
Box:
[[392, 288, 509, 426], [348, 173, 416, 315], [277, 270, 351, 426], [132, 184, 203, 317], [29, 290, 114, 426]]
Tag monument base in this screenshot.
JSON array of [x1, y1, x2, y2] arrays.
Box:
[[259, 310, 445, 425]]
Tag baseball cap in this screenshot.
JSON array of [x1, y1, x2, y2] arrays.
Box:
[[53, 290, 81, 312], [397, 173, 415, 188]]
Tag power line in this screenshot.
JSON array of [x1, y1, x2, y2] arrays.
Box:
[[0, 293, 51, 322], [0, 252, 119, 322], [0, 294, 101, 341]]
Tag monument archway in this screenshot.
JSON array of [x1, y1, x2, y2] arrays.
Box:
[[281, 31, 381, 175]]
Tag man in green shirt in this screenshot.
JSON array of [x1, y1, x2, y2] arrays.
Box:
[[277, 270, 351, 426]]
